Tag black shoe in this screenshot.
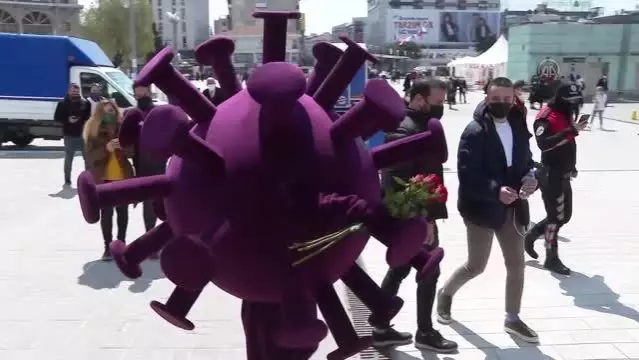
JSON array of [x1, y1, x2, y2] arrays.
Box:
[[504, 319, 539, 343], [101, 248, 112, 261], [524, 231, 539, 259], [414, 329, 457, 353], [544, 257, 571, 275], [436, 289, 453, 325], [372, 326, 413, 347]]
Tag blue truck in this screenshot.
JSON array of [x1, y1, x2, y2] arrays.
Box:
[[0, 33, 138, 147]]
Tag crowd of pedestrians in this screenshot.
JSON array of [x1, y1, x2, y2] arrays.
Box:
[[53, 78, 228, 261], [366, 75, 585, 354]]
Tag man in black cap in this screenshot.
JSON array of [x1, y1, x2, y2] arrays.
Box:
[[525, 82, 586, 275]]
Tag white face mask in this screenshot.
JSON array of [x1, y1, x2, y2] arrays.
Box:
[[207, 85, 216, 95]]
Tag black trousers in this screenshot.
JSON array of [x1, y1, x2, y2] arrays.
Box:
[[529, 171, 573, 247], [100, 205, 128, 246], [377, 222, 440, 332], [142, 200, 158, 231]]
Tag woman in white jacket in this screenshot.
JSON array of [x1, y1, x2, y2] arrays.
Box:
[[590, 86, 607, 130]]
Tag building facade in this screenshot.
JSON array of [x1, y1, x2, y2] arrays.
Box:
[[150, 0, 210, 51], [331, 17, 365, 43], [228, 0, 300, 33], [0, 0, 82, 36], [218, 0, 302, 70], [507, 22, 639, 96], [366, 0, 501, 65]]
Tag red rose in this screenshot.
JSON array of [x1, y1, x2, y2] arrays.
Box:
[[421, 174, 442, 189], [410, 174, 425, 184], [432, 184, 448, 203]]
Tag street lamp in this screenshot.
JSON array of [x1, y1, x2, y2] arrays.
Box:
[[165, 11, 180, 55], [129, 0, 137, 76]]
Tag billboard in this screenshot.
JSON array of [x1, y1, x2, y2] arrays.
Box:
[[387, 9, 501, 45]]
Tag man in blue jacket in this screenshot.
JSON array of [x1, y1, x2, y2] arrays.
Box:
[[436, 77, 540, 343]]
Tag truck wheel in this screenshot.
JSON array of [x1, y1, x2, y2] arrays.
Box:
[[11, 136, 34, 147]]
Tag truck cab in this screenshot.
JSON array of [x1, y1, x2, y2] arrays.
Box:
[[0, 34, 139, 147]]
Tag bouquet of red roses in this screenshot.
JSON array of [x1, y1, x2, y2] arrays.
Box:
[[289, 174, 447, 266], [383, 174, 448, 219]]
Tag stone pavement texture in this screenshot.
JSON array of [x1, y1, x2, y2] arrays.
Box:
[[1, 90, 639, 360]]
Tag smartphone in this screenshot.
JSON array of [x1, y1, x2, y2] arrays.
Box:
[[578, 114, 590, 124]]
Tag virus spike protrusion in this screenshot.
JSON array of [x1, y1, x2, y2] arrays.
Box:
[[119, 108, 144, 147], [135, 47, 216, 123], [140, 105, 225, 174], [194, 37, 242, 98], [371, 129, 446, 170], [368, 214, 429, 267], [274, 281, 327, 348], [315, 285, 372, 360], [306, 42, 343, 95], [110, 222, 174, 279], [77, 171, 172, 224], [247, 62, 306, 109], [150, 286, 203, 330], [340, 264, 404, 327], [159, 237, 215, 291], [313, 36, 377, 111], [253, 11, 301, 63], [330, 80, 404, 143]]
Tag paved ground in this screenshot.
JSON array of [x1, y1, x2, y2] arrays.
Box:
[[1, 90, 639, 360]]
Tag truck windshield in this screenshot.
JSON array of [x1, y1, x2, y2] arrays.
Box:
[[105, 70, 134, 96]]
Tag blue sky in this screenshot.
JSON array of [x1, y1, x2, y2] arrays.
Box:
[[79, 0, 638, 35]]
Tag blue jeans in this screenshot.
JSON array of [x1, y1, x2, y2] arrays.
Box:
[[63, 135, 87, 183]]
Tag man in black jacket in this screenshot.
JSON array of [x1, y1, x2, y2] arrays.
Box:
[[369, 79, 457, 353], [437, 77, 540, 343], [54, 82, 91, 186]]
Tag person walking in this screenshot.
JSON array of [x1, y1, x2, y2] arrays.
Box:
[[131, 84, 167, 259], [589, 86, 607, 130], [54, 83, 91, 186], [437, 77, 539, 343], [525, 82, 586, 275], [83, 99, 135, 261], [370, 78, 457, 353], [202, 77, 227, 106], [86, 84, 106, 115]]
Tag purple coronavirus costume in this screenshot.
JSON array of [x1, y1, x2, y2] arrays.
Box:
[[76, 11, 447, 360]]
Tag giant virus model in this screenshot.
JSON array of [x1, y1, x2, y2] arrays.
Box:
[[77, 11, 447, 360]]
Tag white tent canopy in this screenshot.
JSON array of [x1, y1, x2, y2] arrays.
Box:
[[447, 35, 508, 67]]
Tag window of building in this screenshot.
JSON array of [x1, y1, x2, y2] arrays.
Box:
[[182, 36, 187, 48], [180, 8, 186, 20], [457, 0, 466, 10], [171, 0, 176, 6]]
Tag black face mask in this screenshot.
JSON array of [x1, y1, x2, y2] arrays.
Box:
[[137, 96, 153, 110], [429, 105, 444, 119], [488, 102, 511, 118]]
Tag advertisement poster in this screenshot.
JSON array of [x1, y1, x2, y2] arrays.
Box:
[[438, 11, 501, 44], [387, 9, 500, 45], [387, 9, 439, 45]]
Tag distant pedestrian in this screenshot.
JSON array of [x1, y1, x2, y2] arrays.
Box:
[[589, 86, 607, 130], [54, 82, 91, 186], [83, 99, 135, 261], [87, 84, 106, 116], [202, 77, 227, 106]]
